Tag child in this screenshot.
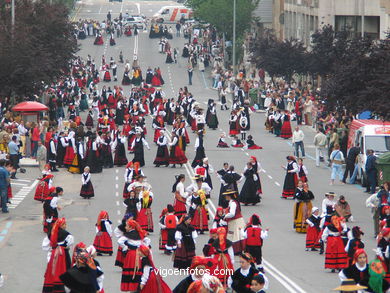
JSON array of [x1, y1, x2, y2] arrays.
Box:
[[34, 173, 54, 202], [158, 207, 168, 251], [93, 210, 113, 256], [217, 133, 229, 148], [305, 207, 321, 251], [246, 135, 262, 150], [80, 166, 95, 199], [345, 226, 365, 266], [202, 228, 218, 257], [297, 158, 308, 182], [250, 274, 267, 293], [239, 113, 249, 141], [228, 252, 263, 292], [242, 214, 268, 270], [212, 207, 227, 229], [162, 204, 178, 255], [231, 136, 244, 148]]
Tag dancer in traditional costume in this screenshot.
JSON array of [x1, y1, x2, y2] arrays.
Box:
[[86, 136, 102, 173], [172, 174, 188, 217], [153, 131, 169, 167], [223, 190, 246, 254], [123, 162, 134, 199], [246, 135, 262, 149], [281, 156, 298, 199], [322, 216, 349, 272], [113, 133, 128, 166], [47, 134, 59, 171], [132, 132, 150, 167], [56, 132, 68, 168], [169, 133, 187, 167], [345, 226, 365, 266], [305, 207, 321, 251], [94, 33, 104, 45], [229, 110, 239, 137], [103, 67, 111, 82], [188, 189, 209, 234], [138, 245, 172, 292], [80, 167, 94, 199], [338, 249, 371, 291], [280, 111, 293, 139], [137, 190, 154, 232], [35, 174, 54, 202], [212, 227, 234, 286], [173, 215, 197, 269], [239, 162, 261, 205], [43, 187, 63, 233], [231, 136, 244, 148], [228, 253, 268, 293], [63, 130, 76, 167], [124, 190, 139, 220], [161, 204, 178, 255], [93, 210, 113, 256], [217, 133, 229, 148], [220, 167, 242, 208], [293, 181, 314, 233], [297, 158, 308, 182], [242, 214, 268, 270], [118, 220, 147, 292], [191, 131, 206, 168], [42, 218, 74, 293], [114, 214, 132, 268]]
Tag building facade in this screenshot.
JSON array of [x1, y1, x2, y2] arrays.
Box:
[[275, 0, 390, 45]]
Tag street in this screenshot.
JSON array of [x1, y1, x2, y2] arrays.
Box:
[[0, 1, 378, 292]]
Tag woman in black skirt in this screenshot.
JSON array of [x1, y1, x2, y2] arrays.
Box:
[[191, 130, 206, 168], [100, 133, 114, 168], [80, 166, 94, 199], [86, 136, 103, 173], [239, 162, 261, 205], [114, 134, 128, 166], [173, 215, 197, 269], [153, 131, 169, 167]]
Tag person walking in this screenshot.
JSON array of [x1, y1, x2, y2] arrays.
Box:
[[37, 140, 47, 172], [8, 135, 19, 179], [313, 128, 327, 167], [330, 144, 345, 185], [342, 143, 360, 184], [187, 63, 193, 85], [0, 160, 10, 213], [365, 149, 377, 194], [292, 126, 305, 158]]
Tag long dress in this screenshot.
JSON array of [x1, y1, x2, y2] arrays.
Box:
[[280, 114, 292, 139], [189, 194, 209, 232], [239, 167, 260, 205], [191, 136, 205, 168], [86, 141, 102, 173], [93, 219, 113, 255], [153, 136, 169, 166], [138, 194, 154, 232], [173, 223, 197, 269], [169, 137, 187, 165], [80, 172, 94, 199], [114, 136, 128, 166], [206, 106, 219, 129], [282, 161, 298, 198], [42, 229, 74, 293], [293, 188, 314, 233], [322, 224, 348, 270], [212, 239, 234, 286], [34, 175, 53, 201], [306, 215, 321, 249], [132, 137, 148, 167]]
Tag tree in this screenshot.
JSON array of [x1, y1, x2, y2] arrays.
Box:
[[0, 0, 78, 97], [321, 37, 390, 119], [188, 0, 257, 40], [250, 29, 307, 82]]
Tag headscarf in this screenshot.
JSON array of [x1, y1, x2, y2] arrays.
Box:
[[352, 249, 367, 265], [369, 259, 386, 293], [71, 242, 86, 266], [50, 218, 66, 248], [126, 219, 146, 239], [96, 210, 109, 231]]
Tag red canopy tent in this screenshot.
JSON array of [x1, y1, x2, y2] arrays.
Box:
[[12, 101, 48, 123]]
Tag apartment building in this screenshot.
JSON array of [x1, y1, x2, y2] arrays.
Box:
[[275, 0, 390, 45]]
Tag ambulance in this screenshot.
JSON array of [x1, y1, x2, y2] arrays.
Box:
[[347, 119, 390, 185], [153, 6, 193, 23]]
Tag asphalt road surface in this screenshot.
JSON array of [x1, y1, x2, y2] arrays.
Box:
[[0, 1, 378, 292]]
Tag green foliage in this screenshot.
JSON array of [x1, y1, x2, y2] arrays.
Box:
[[0, 0, 78, 97], [188, 0, 257, 40]]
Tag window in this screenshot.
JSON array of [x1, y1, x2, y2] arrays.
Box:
[[162, 9, 169, 15], [335, 15, 380, 39], [365, 136, 390, 154]]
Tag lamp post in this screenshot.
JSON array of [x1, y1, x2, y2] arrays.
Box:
[[232, 0, 236, 77]]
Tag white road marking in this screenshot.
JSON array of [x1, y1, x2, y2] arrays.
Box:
[[116, 201, 120, 206], [116, 169, 119, 173], [275, 181, 281, 186], [12, 179, 32, 182], [115, 184, 118, 189], [116, 191, 119, 197], [117, 210, 121, 215], [117, 219, 121, 224], [267, 175, 273, 179], [115, 176, 118, 180], [98, 5, 102, 14], [135, 2, 140, 14], [263, 259, 307, 293], [11, 183, 28, 186]]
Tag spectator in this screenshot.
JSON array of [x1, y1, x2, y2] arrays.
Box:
[[36, 140, 47, 171], [8, 135, 19, 179], [0, 159, 10, 213], [313, 128, 327, 167], [292, 126, 305, 158], [175, 21, 181, 37], [335, 195, 352, 222], [187, 63, 193, 85], [365, 149, 377, 194], [330, 144, 345, 185], [343, 143, 360, 184], [31, 122, 41, 158]]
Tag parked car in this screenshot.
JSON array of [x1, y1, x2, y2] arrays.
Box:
[[124, 16, 146, 29]]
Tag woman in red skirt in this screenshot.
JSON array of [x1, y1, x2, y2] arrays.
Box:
[[158, 207, 169, 251], [212, 227, 234, 287], [137, 190, 154, 232], [298, 158, 308, 182], [168, 133, 188, 167], [139, 245, 172, 292], [305, 207, 321, 251], [280, 112, 293, 139], [118, 219, 147, 292], [190, 190, 209, 233], [321, 216, 349, 272], [103, 68, 111, 82], [35, 174, 54, 202], [229, 111, 239, 136], [172, 174, 188, 217], [42, 218, 74, 293], [63, 131, 76, 167], [114, 214, 133, 268], [93, 210, 113, 256]]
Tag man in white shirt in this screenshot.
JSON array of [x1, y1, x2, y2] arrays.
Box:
[[313, 128, 327, 167], [17, 121, 28, 156], [292, 126, 305, 158]]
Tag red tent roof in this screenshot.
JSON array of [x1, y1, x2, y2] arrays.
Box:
[[12, 101, 48, 112]]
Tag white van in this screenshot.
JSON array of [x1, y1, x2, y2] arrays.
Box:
[[347, 119, 390, 185], [153, 6, 193, 23]]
